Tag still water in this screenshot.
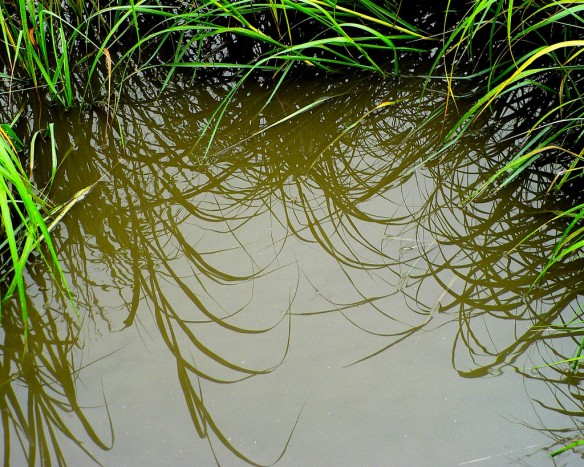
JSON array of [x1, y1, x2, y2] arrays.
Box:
[[1, 74, 583, 465]]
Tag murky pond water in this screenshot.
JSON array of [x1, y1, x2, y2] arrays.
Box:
[[2, 74, 584, 465]]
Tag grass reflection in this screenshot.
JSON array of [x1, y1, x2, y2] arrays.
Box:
[[0, 292, 112, 464], [406, 84, 584, 455], [418, 89, 584, 379], [3, 74, 584, 462], [34, 74, 448, 463]]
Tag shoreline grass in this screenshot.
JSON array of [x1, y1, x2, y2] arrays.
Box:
[[0, 122, 63, 344], [1, 0, 584, 457]]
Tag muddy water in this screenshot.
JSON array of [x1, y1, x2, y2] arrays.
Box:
[[2, 75, 583, 465]]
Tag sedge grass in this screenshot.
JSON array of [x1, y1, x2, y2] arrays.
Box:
[[0, 1, 427, 337], [428, 1, 584, 283], [0, 1, 582, 344], [0, 124, 75, 345], [0, 1, 426, 109]]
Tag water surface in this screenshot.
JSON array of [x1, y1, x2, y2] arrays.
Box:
[[1, 74, 583, 465]]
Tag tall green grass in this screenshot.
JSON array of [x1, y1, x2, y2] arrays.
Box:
[[428, 1, 584, 281], [0, 0, 427, 329], [1, 0, 584, 460], [1, 2, 584, 452], [0, 123, 69, 344], [0, 0, 426, 109]]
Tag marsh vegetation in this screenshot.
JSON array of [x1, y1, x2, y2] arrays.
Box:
[[1, 0, 584, 463]]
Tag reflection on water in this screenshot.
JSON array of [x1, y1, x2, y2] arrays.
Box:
[[1, 74, 584, 464]]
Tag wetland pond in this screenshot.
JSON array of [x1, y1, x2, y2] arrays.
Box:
[[2, 74, 584, 465]]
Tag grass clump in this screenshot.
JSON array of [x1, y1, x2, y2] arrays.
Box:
[[1, 0, 584, 461], [1, 0, 584, 454], [0, 122, 69, 343], [0, 2, 582, 354], [425, 3, 584, 456], [0, 0, 426, 109], [429, 1, 584, 279]]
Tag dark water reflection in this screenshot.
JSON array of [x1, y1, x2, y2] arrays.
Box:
[[1, 74, 584, 464]]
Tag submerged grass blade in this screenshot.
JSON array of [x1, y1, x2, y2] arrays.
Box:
[[552, 439, 584, 457]]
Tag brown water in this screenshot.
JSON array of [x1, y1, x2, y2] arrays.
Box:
[[1, 74, 583, 465]]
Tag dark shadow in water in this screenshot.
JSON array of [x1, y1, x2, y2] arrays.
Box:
[[1, 73, 584, 462]]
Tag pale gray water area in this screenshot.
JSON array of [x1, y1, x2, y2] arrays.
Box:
[[1, 74, 583, 465]]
